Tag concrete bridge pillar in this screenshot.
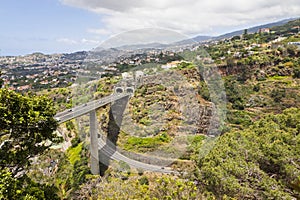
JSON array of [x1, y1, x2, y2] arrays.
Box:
[[99, 95, 130, 175], [90, 110, 99, 175]]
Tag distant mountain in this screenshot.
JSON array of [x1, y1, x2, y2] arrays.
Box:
[[192, 35, 212, 42], [212, 18, 298, 40], [62, 51, 88, 60], [173, 18, 299, 45], [63, 17, 299, 61], [115, 42, 168, 51], [270, 18, 300, 33], [171, 36, 211, 47], [92, 37, 211, 53]]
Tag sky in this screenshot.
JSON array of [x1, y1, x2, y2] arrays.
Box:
[[0, 0, 299, 56]]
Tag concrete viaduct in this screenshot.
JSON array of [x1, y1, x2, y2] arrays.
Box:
[[55, 86, 174, 175]]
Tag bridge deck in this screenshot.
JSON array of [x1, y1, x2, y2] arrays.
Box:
[[55, 93, 130, 123], [54, 92, 176, 174]]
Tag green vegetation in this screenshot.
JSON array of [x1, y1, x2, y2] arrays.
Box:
[[184, 135, 206, 160], [48, 108, 299, 199], [28, 144, 90, 199], [67, 142, 83, 165], [271, 19, 300, 36], [0, 88, 61, 199], [0, 89, 61, 176], [197, 108, 300, 199], [76, 174, 205, 199], [1, 18, 300, 199], [122, 132, 170, 152], [176, 62, 195, 70], [0, 169, 60, 200]]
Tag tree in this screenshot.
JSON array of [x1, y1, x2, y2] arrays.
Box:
[[224, 78, 245, 110], [0, 168, 17, 199], [197, 108, 300, 199], [76, 175, 205, 199], [287, 45, 298, 57], [226, 57, 235, 68], [0, 71, 3, 88], [231, 35, 241, 41], [0, 168, 59, 200], [271, 88, 286, 103], [237, 64, 249, 83], [0, 89, 61, 177], [293, 66, 300, 78]]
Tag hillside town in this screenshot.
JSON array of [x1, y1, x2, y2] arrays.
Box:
[[0, 49, 180, 91], [0, 20, 299, 93]]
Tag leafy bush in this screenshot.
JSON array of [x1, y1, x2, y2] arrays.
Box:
[[227, 110, 252, 126], [271, 88, 286, 102], [253, 84, 260, 92], [123, 132, 170, 152], [293, 66, 300, 78], [71, 137, 81, 148], [138, 176, 149, 185], [198, 81, 210, 101], [197, 108, 300, 199]]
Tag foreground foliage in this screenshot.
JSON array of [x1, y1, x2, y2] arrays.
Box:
[[75, 174, 206, 200], [0, 89, 61, 199], [198, 108, 300, 199]]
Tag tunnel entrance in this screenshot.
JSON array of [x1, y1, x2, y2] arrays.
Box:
[[115, 87, 124, 94], [126, 87, 134, 94]]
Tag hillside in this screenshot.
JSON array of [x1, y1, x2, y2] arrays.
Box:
[[213, 17, 298, 40], [1, 18, 300, 199]]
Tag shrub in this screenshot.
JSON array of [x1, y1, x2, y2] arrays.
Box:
[[293, 66, 300, 78], [71, 137, 81, 148]]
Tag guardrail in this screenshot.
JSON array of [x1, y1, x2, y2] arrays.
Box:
[[55, 93, 130, 123]]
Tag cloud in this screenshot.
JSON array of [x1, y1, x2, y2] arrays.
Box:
[[87, 28, 111, 35], [61, 0, 300, 35], [98, 28, 188, 49], [57, 38, 78, 45], [57, 38, 100, 45], [81, 38, 100, 45]]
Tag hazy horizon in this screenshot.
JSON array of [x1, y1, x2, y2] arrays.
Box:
[[0, 0, 299, 56]]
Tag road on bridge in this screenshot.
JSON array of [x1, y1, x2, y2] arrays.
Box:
[[55, 93, 130, 123], [54, 92, 176, 174], [98, 137, 175, 174]]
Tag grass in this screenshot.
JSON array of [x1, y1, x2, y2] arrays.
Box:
[[123, 132, 170, 152], [267, 75, 290, 81], [67, 142, 83, 165], [187, 135, 206, 144], [139, 117, 152, 126]]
